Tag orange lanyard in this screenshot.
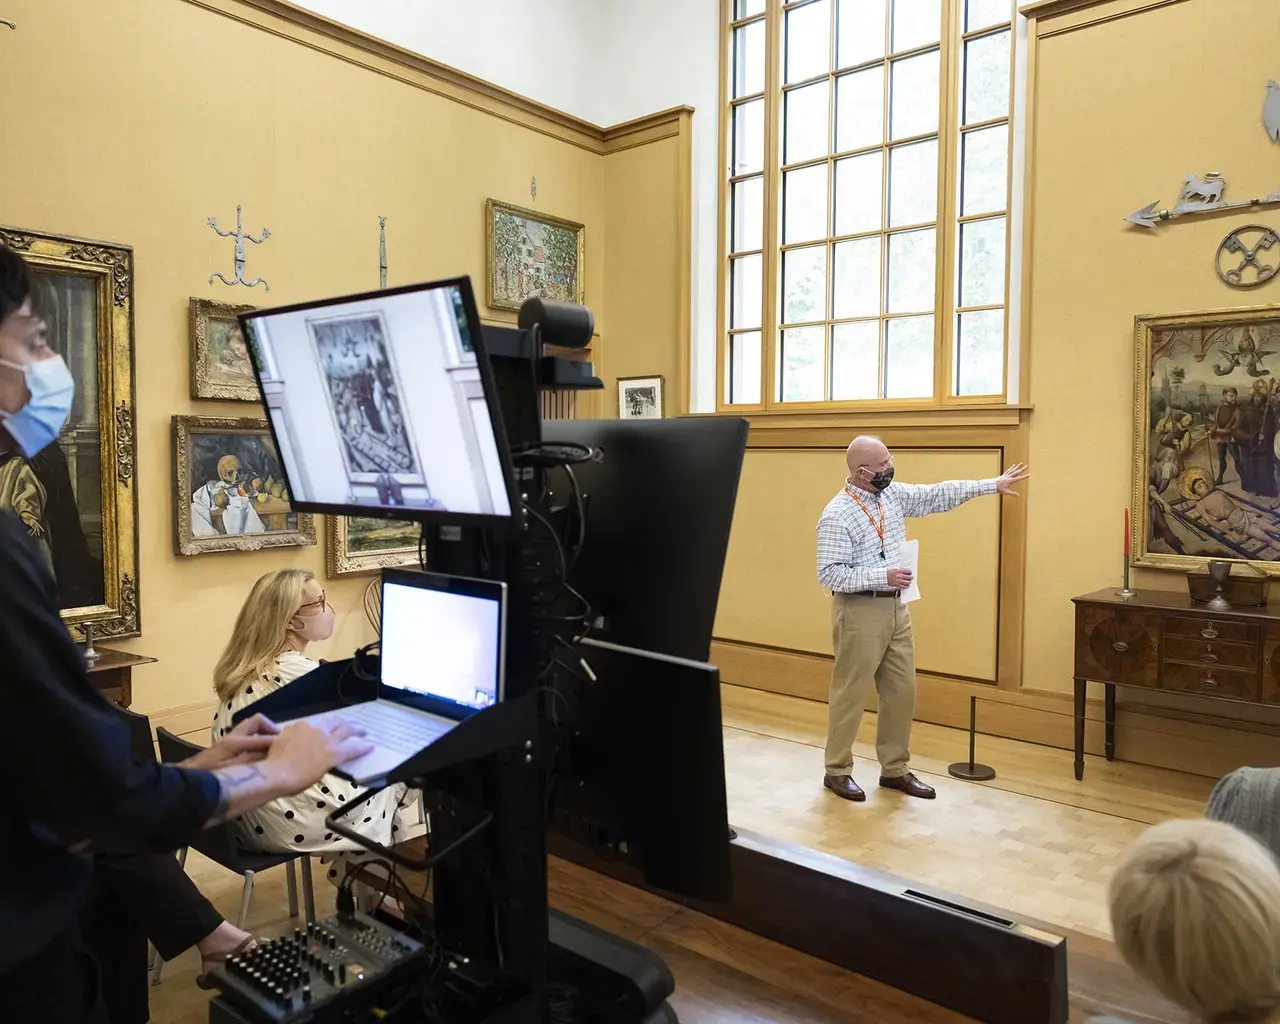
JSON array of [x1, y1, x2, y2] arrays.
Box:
[[844, 485, 886, 556]]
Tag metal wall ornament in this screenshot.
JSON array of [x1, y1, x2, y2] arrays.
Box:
[[208, 205, 271, 291], [1264, 80, 1280, 142], [1216, 226, 1280, 288], [379, 216, 387, 289], [1, 17, 15, 29], [1127, 173, 1280, 229]]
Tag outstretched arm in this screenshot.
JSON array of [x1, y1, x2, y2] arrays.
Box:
[[894, 463, 1029, 518]]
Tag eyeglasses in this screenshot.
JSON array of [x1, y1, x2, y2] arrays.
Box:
[[297, 591, 328, 614]]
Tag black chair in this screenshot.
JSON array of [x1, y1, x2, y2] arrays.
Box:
[[153, 728, 315, 981], [112, 702, 157, 764]]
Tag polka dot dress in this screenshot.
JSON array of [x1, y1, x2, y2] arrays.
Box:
[[212, 652, 421, 855]]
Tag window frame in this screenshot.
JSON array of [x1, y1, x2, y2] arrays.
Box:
[[715, 0, 1020, 414]]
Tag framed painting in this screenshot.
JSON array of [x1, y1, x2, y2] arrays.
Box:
[[172, 415, 315, 556], [618, 375, 664, 420], [190, 297, 260, 401], [0, 226, 141, 639], [325, 515, 420, 578], [485, 199, 585, 312], [1134, 305, 1280, 572]]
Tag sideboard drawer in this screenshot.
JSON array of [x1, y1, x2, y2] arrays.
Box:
[[1074, 605, 1161, 687], [1162, 663, 1259, 702], [1165, 616, 1258, 644], [1164, 638, 1258, 672]]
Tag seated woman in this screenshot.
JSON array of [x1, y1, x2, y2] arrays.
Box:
[[1102, 819, 1280, 1024], [212, 569, 421, 866]]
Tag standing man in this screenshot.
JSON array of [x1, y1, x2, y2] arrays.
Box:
[[1212, 386, 1244, 487], [816, 436, 1028, 802]]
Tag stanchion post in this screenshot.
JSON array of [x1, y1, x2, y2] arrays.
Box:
[[948, 695, 996, 782]]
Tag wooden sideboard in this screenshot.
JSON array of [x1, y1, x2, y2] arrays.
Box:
[[85, 647, 157, 708], [1072, 588, 1280, 779]]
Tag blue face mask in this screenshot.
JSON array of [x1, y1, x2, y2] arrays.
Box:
[[0, 355, 75, 458]]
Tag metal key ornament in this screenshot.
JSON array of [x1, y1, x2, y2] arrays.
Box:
[[208, 205, 271, 292]]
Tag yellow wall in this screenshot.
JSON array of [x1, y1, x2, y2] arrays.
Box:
[[1022, 0, 1280, 703], [2, 0, 688, 720]]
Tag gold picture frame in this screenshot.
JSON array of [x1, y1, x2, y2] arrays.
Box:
[[1134, 304, 1280, 573], [190, 297, 260, 401], [325, 515, 421, 578], [0, 226, 141, 639], [172, 415, 315, 556], [485, 199, 585, 312]]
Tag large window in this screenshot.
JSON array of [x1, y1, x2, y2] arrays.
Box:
[[720, 0, 1018, 409]]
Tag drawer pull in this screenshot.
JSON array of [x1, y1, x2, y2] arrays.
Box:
[[1201, 650, 1219, 664], [1201, 625, 1219, 639], [1200, 676, 1219, 690], [1111, 641, 1130, 652]]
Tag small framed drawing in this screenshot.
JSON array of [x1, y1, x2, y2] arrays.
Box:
[[618, 375, 664, 419], [326, 515, 421, 578], [485, 199, 585, 312], [172, 415, 316, 556], [190, 298, 261, 401]]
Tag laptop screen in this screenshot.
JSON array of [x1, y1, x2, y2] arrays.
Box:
[[379, 571, 505, 714]]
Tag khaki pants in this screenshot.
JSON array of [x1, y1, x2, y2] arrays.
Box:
[[823, 592, 916, 778]]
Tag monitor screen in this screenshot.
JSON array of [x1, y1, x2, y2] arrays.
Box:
[[380, 576, 504, 712], [240, 279, 515, 521]]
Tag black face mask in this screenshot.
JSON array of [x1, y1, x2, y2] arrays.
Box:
[[864, 466, 894, 492]]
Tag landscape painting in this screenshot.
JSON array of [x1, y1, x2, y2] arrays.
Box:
[[1134, 306, 1280, 571], [326, 515, 420, 578], [486, 199, 584, 312]]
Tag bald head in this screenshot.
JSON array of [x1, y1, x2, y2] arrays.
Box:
[[847, 435, 894, 492]]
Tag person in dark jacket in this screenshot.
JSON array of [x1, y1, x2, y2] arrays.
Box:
[[0, 243, 373, 1023]]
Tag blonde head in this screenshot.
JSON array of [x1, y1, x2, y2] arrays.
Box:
[[212, 569, 314, 702], [1109, 819, 1280, 1023]]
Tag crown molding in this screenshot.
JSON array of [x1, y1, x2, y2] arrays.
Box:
[[180, 0, 691, 155], [1020, 0, 1190, 31]]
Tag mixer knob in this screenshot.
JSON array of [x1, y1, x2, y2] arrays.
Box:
[[302, 985, 312, 1003]]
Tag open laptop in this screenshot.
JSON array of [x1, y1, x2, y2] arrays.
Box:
[[302, 568, 507, 786]]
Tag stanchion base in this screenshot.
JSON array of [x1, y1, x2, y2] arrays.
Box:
[[948, 762, 996, 782]]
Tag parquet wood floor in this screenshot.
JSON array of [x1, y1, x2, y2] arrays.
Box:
[[720, 685, 1216, 939]]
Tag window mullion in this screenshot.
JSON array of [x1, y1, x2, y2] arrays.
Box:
[[936, 0, 962, 405], [761, 0, 784, 409]]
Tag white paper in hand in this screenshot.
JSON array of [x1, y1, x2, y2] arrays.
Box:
[[899, 539, 921, 604]]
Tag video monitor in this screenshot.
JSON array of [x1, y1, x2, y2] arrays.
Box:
[[238, 278, 516, 524]]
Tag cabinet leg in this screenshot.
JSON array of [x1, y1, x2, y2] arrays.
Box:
[[1105, 684, 1116, 762], [1074, 678, 1086, 781]]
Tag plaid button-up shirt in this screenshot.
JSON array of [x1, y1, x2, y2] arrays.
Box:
[[816, 477, 998, 593]]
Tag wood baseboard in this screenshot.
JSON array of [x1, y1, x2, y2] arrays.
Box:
[[710, 639, 1280, 778]]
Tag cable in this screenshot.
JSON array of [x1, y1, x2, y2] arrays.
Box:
[[562, 462, 587, 570]]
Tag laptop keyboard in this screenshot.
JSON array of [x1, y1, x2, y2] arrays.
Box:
[[310, 701, 453, 754]]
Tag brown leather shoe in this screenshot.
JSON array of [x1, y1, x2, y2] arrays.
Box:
[[823, 774, 866, 802], [878, 772, 936, 799]]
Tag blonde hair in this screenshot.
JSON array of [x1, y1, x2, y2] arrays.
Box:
[[212, 569, 314, 702], [1109, 819, 1280, 1023]]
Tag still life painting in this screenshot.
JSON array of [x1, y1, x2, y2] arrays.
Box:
[[1135, 306, 1280, 571], [173, 415, 315, 555], [0, 226, 141, 638], [485, 199, 585, 312], [190, 298, 260, 401], [309, 313, 422, 482], [326, 515, 420, 578]]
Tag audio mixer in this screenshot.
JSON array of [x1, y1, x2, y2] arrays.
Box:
[[207, 914, 427, 1023]]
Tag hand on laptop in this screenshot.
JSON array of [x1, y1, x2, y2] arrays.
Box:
[[264, 720, 375, 793], [181, 713, 281, 771]]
